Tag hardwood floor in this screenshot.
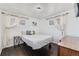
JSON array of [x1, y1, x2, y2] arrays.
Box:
[[0, 43, 58, 56]]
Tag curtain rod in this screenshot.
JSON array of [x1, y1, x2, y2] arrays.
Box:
[[46, 12, 69, 20], [1, 11, 69, 20], [1, 12, 29, 20]]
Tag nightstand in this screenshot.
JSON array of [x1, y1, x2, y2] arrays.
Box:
[[13, 36, 22, 48]]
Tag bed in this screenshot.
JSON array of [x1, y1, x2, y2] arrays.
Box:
[[21, 34, 53, 49]]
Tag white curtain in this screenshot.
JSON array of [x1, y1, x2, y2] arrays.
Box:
[[0, 12, 2, 54], [54, 14, 67, 37], [0, 11, 4, 54], [3, 15, 21, 48], [0, 12, 21, 54]]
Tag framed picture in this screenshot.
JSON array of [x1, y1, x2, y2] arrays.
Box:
[[10, 18, 16, 25], [32, 21, 37, 26], [6, 17, 17, 27], [49, 20, 54, 25], [19, 20, 26, 25], [56, 18, 60, 25]]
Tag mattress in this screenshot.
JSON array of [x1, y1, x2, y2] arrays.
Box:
[[21, 34, 53, 49]]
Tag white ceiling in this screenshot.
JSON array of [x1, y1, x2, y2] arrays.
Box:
[[0, 3, 75, 19]]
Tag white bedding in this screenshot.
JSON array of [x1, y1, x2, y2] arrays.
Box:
[[21, 34, 53, 49]]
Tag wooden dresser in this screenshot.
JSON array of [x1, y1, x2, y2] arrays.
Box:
[[58, 46, 79, 56], [58, 36, 79, 56]]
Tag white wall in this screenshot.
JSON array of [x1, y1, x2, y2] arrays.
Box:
[[65, 9, 79, 37]]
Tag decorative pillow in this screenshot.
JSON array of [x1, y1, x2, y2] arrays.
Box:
[[26, 30, 35, 35]]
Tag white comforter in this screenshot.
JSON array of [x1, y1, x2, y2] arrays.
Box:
[[21, 34, 53, 49]]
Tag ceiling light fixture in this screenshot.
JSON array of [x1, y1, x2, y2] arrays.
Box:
[[33, 4, 43, 12]]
